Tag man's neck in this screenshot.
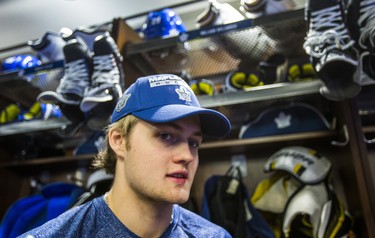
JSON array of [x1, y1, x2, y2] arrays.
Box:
[[106, 188, 174, 238]]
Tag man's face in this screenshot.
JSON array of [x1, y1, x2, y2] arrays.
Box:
[[122, 116, 202, 205]]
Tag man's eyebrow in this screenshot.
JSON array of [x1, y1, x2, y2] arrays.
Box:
[[163, 121, 203, 137]]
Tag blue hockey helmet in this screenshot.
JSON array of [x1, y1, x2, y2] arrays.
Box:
[[1, 54, 41, 72], [140, 8, 186, 40]]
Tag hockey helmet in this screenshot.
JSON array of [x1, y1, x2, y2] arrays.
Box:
[[264, 146, 331, 184], [282, 182, 352, 238], [140, 8, 186, 40], [1, 54, 41, 72]]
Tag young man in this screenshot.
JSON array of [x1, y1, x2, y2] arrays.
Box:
[[19, 74, 232, 238]]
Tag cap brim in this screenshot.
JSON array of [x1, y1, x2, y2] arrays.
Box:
[[133, 104, 231, 138]]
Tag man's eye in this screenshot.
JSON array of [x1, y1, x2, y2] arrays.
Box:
[[189, 140, 200, 149], [160, 133, 174, 142]]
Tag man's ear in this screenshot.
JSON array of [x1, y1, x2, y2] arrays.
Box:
[[108, 129, 126, 155]]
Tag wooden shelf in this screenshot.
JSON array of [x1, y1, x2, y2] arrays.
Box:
[[200, 130, 336, 150], [126, 8, 304, 55], [0, 118, 71, 137], [363, 125, 375, 134], [1, 154, 94, 169], [197, 80, 323, 108], [199, 130, 337, 157], [0, 130, 337, 169]]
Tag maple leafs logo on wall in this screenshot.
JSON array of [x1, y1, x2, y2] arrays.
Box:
[[274, 111, 291, 129]]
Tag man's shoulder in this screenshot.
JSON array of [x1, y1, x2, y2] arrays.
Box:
[[177, 205, 209, 223], [17, 197, 108, 238], [174, 205, 232, 238]]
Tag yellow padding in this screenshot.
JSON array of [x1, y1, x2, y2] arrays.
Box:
[[288, 63, 316, 82], [23, 102, 42, 120], [288, 64, 301, 79], [244, 73, 264, 88], [251, 172, 284, 204], [231, 72, 247, 89], [293, 163, 303, 174], [302, 63, 315, 76], [329, 201, 346, 238], [231, 72, 263, 89], [190, 84, 199, 94], [198, 82, 215, 95], [0, 104, 21, 124], [191, 81, 215, 95], [28, 102, 42, 116]]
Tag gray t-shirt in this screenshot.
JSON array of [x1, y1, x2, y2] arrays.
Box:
[[17, 196, 231, 238]]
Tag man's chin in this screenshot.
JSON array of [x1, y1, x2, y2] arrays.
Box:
[[169, 191, 190, 205]]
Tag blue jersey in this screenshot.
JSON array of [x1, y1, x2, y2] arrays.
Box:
[[17, 196, 231, 238]]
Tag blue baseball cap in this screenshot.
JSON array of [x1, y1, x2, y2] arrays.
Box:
[[112, 74, 231, 137]]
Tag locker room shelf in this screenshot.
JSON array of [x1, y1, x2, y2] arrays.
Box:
[[0, 154, 95, 174], [126, 8, 304, 55], [200, 130, 336, 149], [197, 80, 323, 108], [0, 130, 337, 169], [125, 7, 307, 79], [199, 130, 337, 157], [0, 118, 71, 137]]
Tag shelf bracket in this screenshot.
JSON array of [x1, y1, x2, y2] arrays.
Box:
[[364, 135, 375, 144], [331, 124, 349, 147]]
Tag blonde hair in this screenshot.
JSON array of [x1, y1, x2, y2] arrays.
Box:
[[91, 115, 139, 174]]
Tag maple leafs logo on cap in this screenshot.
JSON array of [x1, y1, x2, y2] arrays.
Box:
[[175, 86, 192, 102], [115, 93, 131, 112]]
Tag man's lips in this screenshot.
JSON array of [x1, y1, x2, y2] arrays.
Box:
[[166, 171, 188, 184]]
